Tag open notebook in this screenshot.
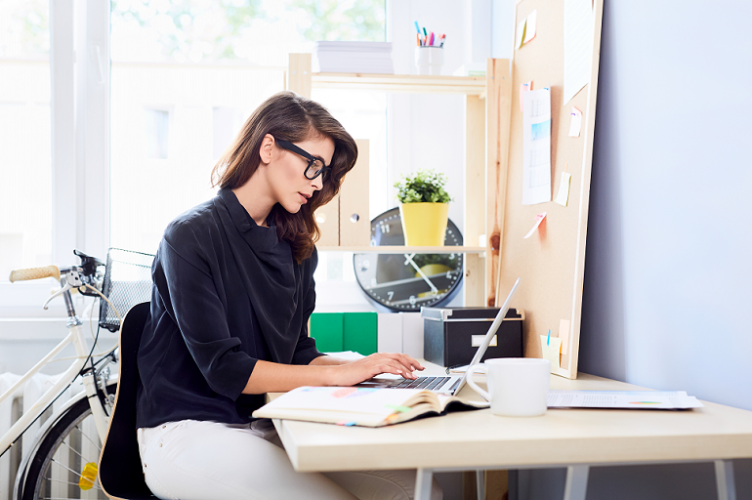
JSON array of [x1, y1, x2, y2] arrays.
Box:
[[253, 386, 487, 427]]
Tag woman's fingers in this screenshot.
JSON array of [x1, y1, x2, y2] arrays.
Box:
[[378, 353, 425, 373], [375, 362, 416, 379], [358, 353, 425, 379]]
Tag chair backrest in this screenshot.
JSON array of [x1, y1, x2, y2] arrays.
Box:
[[99, 302, 155, 500], [99, 249, 154, 333]]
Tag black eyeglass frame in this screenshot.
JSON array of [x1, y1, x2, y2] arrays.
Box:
[[275, 138, 332, 180]]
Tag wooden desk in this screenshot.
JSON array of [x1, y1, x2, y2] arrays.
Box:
[[271, 365, 752, 500]]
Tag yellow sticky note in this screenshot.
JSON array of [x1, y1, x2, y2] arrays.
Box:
[[559, 319, 571, 355], [553, 172, 572, 206], [516, 19, 527, 49], [540, 335, 561, 369]]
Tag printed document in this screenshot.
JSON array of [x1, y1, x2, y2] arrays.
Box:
[[522, 89, 552, 205]]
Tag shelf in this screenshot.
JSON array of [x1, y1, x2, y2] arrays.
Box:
[[317, 246, 486, 254], [311, 73, 486, 95]]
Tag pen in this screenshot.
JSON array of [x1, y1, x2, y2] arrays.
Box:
[[429, 32, 434, 46], [414, 21, 421, 35], [416, 33, 420, 46], [423, 27, 427, 39], [547, 328, 551, 346], [440, 34, 446, 47]]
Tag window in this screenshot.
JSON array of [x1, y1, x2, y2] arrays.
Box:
[[0, 1, 52, 280], [110, 0, 386, 255], [0, 0, 387, 314]]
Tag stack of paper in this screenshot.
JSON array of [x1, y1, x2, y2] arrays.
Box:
[[313, 41, 394, 74]]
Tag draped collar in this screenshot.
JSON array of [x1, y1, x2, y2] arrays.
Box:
[[214, 188, 301, 363]]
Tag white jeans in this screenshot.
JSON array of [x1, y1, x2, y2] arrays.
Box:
[[137, 420, 443, 500]]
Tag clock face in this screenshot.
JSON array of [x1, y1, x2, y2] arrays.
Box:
[[353, 208, 464, 312]]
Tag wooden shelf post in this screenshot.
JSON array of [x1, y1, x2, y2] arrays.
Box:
[[485, 59, 512, 307]]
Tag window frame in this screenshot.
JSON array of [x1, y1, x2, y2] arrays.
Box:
[[0, 0, 110, 317]]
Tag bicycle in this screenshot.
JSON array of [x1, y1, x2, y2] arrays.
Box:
[[1, 248, 153, 500]]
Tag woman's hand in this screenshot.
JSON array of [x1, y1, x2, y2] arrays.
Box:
[[325, 353, 425, 387], [244, 354, 425, 394]]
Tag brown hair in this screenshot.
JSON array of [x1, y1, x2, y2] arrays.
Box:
[[211, 91, 358, 263]]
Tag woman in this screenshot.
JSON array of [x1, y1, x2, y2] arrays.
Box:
[[135, 92, 442, 500]]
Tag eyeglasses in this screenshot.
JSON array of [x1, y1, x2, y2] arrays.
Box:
[[275, 138, 332, 180]]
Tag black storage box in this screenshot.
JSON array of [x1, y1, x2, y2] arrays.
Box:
[[422, 307, 524, 367]]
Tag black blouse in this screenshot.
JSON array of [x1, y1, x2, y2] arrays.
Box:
[[136, 188, 323, 428]]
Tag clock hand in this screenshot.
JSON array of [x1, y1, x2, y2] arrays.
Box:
[[403, 253, 439, 294]]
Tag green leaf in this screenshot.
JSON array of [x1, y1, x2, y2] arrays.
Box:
[[394, 169, 452, 204]]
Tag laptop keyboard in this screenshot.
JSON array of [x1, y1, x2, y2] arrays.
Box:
[[385, 376, 453, 391]]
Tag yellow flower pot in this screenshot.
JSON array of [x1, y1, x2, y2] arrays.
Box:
[[399, 202, 449, 246]]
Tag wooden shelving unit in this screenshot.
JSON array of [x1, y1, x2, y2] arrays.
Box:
[[286, 54, 508, 307], [311, 73, 486, 95]]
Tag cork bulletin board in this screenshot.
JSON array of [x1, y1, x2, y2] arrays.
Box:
[[495, 0, 604, 379]]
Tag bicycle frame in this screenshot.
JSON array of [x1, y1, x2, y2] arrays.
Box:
[[0, 274, 111, 456]]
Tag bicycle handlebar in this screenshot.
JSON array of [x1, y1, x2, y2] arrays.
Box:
[[9, 265, 61, 283]]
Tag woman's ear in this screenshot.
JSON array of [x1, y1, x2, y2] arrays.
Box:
[[258, 134, 275, 165]]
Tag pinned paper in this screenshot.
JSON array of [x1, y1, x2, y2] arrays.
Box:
[[515, 19, 526, 49], [516, 10, 537, 49], [553, 172, 572, 206], [559, 319, 571, 355], [568, 106, 583, 137], [540, 335, 561, 369], [522, 89, 552, 205], [563, 0, 594, 104], [523, 212, 546, 239], [523, 10, 537, 44], [519, 81, 532, 112]]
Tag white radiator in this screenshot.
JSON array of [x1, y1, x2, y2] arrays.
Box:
[[0, 372, 81, 500]]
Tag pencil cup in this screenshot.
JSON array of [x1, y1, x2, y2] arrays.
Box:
[[415, 47, 443, 75], [466, 358, 550, 417]]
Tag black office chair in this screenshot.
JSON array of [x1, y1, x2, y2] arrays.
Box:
[[99, 301, 156, 499]]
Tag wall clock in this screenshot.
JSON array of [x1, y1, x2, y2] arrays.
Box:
[[352, 207, 464, 312]]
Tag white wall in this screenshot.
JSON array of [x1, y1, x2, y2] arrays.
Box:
[[515, 1, 752, 499], [387, 0, 472, 236]]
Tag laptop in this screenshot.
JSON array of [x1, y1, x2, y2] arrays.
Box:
[[356, 278, 521, 395]]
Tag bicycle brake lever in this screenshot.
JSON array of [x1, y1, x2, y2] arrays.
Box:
[[44, 284, 71, 309], [43, 271, 85, 310]]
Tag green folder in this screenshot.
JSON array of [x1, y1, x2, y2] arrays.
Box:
[[344, 312, 378, 356], [309, 313, 344, 352]]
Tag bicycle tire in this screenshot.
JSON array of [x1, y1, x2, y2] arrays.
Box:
[[20, 383, 117, 500]]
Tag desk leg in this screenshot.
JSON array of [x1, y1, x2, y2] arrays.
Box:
[[416, 468, 434, 500], [715, 460, 737, 500], [563, 465, 589, 500], [476, 470, 485, 500]]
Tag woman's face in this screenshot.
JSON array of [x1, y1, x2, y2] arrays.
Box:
[[269, 134, 335, 214]]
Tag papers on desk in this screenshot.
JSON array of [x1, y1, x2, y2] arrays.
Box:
[[324, 350, 366, 361], [448, 363, 484, 374], [548, 390, 704, 410]]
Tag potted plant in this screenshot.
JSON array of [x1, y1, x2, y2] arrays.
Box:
[[394, 169, 452, 246]]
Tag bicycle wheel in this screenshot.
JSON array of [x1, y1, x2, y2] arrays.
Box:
[[20, 384, 117, 500]]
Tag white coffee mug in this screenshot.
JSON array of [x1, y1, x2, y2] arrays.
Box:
[[466, 358, 550, 417]]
